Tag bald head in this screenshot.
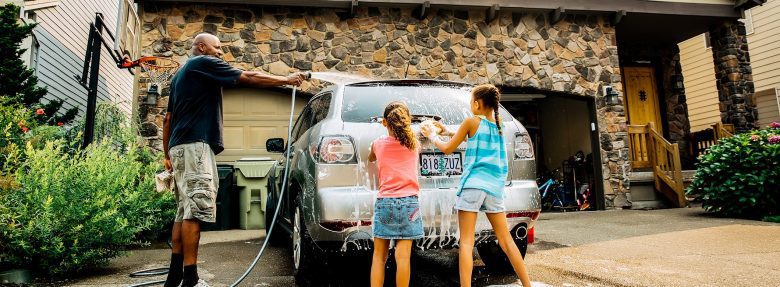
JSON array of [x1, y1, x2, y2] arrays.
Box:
[[192, 33, 224, 57]]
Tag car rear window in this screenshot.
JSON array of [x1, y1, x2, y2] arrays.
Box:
[[341, 84, 512, 124]]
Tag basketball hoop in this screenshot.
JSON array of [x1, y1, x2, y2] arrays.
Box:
[[122, 56, 180, 99]]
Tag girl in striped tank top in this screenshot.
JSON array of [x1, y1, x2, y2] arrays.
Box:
[[422, 84, 531, 287]]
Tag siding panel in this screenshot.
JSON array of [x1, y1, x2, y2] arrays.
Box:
[[31, 0, 134, 115], [678, 33, 721, 132], [756, 89, 780, 127], [748, 0, 780, 95], [679, 0, 780, 131]]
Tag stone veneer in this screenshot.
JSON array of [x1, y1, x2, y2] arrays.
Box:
[[137, 3, 630, 207], [660, 46, 693, 168], [709, 20, 757, 133]]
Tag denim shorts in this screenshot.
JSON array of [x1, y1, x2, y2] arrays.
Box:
[[454, 188, 505, 213], [373, 196, 424, 240]]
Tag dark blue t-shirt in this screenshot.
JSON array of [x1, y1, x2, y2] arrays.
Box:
[[167, 55, 243, 154]]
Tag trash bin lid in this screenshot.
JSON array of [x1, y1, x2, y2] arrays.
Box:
[[234, 157, 276, 178], [237, 157, 272, 161]]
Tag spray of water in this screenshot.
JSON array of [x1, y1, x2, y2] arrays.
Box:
[[309, 71, 371, 85]]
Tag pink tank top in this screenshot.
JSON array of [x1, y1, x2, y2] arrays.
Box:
[[372, 136, 420, 198]]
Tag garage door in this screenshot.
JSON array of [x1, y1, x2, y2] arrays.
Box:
[[217, 88, 308, 163]]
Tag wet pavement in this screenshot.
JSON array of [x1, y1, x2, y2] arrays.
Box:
[[66, 206, 780, 287]]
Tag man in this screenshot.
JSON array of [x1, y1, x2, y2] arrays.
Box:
[[162, 33, 305, 287]]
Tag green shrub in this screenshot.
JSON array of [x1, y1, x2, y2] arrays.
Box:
[[0, 140, 174, 275], [686, 123, 780, 218], [764, 215, 780, 223], [0, 102, 175, 275]]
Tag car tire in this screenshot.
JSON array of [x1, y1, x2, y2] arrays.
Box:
[[292, 193, 322, 284], [476, 236, 528, 274], [264, 182, 286, 246]]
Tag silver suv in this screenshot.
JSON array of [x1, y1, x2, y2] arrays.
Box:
[[265, 80, 541, 280]]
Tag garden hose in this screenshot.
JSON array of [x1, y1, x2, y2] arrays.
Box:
[[129, 268, 170, 278], [126, 240, 173, 287], [126, 83, 303, 287], [228, 84, 300, 287]]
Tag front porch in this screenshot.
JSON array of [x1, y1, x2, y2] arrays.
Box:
[[616, 13, 753, 208]]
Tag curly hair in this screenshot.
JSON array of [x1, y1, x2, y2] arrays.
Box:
[[472, 84, 502, 135], [383, 101, 418, 151]]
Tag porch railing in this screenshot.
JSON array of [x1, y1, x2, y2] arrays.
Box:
[[691, 123, 735, 158], [628, 123, 686, 207]]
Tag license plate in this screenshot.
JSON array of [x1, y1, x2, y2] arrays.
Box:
[[420, 152, 463, 176]]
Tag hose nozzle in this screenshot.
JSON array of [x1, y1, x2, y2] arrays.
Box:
[[302, 72, 312, 80]]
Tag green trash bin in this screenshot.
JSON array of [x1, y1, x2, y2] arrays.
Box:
[[202, 165, 236, 231], [233, 157, 276, 230]]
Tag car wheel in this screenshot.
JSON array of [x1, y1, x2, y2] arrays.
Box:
[[293, 193, 321, 283], [476, 236, 528, 274], [264, 183, 286, 246]]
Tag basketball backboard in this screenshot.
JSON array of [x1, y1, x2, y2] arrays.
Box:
[[114, 0, 140, 60]]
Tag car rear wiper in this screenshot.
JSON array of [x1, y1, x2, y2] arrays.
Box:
[[371, 115, 442, 123]]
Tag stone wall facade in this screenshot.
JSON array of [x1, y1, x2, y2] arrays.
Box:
[[660, 46, 694, 168], [137, 3, 631, 206], [709, 20, 757, 133]]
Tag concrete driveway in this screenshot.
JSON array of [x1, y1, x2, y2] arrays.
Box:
[[66, 206, 780, 287]]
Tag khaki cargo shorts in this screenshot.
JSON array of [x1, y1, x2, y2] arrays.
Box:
[[170, 142, 218, 223]]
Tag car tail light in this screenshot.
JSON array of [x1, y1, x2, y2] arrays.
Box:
[[320, 220, 372, 231], [514, 133, 534, 159], [506, 210, 540, 220], [313, 136, 357, 164]]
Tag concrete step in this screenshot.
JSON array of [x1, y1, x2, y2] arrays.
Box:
[[629, 170, 697, 183], [682, 170, 696, 182], [629, 171, 654, 183], [630, 200, 670, 210], [628, 170, 696, 209]]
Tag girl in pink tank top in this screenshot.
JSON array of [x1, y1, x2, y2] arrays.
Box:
[[368, 101, 422, 287]]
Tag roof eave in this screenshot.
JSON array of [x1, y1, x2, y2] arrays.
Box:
[[135, 0, 743, 18]]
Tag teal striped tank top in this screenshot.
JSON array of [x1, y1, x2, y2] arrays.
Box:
[[458, 116, 509, 198]]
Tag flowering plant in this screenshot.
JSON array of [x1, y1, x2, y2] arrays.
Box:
[[687, 123, 780, 218]]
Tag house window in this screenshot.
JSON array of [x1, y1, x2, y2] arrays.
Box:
[[25, 10, 37, 21], [740, 9, 754, 35], [703, 32, 712, 49]]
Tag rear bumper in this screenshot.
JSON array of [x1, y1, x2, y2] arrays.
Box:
[[305, 180, 541, 251]]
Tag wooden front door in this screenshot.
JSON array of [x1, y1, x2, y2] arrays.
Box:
[[624, 67, 663, 135]]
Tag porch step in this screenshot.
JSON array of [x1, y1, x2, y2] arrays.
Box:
[[628, 170, 696, 209], [682, 170, 696, 182], [631, 200, 670, 210], [629, 170, 697, 183], [629, 171, 654, 183]]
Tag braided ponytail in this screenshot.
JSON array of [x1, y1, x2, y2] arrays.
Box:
[[472, 84, 502, 135], [383, 101, 418, 151], [494, 106, 502, 136]]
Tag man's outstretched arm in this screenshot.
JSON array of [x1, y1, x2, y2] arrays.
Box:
[[238, 71, 304, 88]]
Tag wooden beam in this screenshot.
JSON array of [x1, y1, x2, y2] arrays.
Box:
[[735, 0, 766, 10], [486, 4, 499, 23], [549, 7, 565, 25], [136, 0, 742, 18], [611, 10, 626, 26], [412, 1, 430, 20], [350, 0, 359, 17]]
